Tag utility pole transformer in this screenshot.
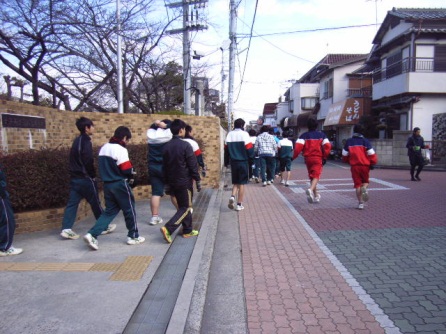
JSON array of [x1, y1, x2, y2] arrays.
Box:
[[167, 0, 208, 115]]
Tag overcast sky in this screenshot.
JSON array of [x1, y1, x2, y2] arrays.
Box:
[[190, 0, 445, 123]]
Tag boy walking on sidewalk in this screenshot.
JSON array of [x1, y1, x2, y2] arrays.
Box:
[[342, 124, 378, 210], [160, 119, 201, 244], [84, 126, 144, 250], [225, 118, 254, 210], [60, 117, 116, 240]]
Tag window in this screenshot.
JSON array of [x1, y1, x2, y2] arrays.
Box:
[[289, 100, 294, 113], [321, 78, 333, 100], [386, 51, 402, 78], [301, 97, 318, 110], [434, 45, 446, 72]]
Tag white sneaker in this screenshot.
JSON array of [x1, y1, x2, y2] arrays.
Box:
[[267, 181, 271, 185], [280, 180, 285, 184], [358, 203, 365, 210], [83, 233, 98, 250], [285, 182, 289, 187], [149, 216, 163, 226], [262, 181, 267, 187], [235, 204, 244, 211], [228, 196, 235, 210], [305, 189, 315, 203], [314, 194, 321, 203], [255, 177, 260, 183], [60, 229, 79, 240], [127, 236, 146, 245], [0, 246, 23, 256], [101, 224, 117, 235]]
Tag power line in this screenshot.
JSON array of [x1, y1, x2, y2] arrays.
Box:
[[234, 0, 259, 104], [237, 23, 380, 38]]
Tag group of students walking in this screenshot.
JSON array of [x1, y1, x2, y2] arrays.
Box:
[[0, 115, 428, 256], [58, 117, 203, 250], [224, 117, 379, 211]]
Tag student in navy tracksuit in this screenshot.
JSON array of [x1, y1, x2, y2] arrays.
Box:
[[60, 117, 110, 240], [0, 165, 23, 257], [293, 117, 331, 204], [160, 119, 201, 244], [342, 124, 378, 210], [224, 118, 254, 211], [84, 126, 144, 250]]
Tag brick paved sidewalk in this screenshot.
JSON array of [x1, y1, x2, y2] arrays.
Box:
[[237, 161, 446, 334], [239, 183, 391, 333]]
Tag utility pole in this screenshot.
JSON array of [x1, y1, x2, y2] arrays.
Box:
[[220, 47, 226, 104], [228, 0, 237, 130], [167, 0, 208, 115], [116, 0, 123, 113]]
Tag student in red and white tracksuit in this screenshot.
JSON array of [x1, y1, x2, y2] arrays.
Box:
[[293, 118, 331, 204], [342, 124, 378, 210]]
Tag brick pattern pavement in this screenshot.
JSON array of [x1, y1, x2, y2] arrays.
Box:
[[239, 161, 446, 334], [239, 179, 387, 333]]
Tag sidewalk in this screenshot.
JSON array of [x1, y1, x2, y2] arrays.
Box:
[[1, 160, 445, 334]]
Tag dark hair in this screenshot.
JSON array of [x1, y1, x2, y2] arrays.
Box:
[[353, 124, 364, 135], [260, 125, 269, 133], [248, 129, 257, 136], [233, 118, 245, 129], [282, 131, 288, 138], [413, 127, 420, 133], [76, 117, 94, 133], [185, 124, 193, 139], [307, 117, 318, 131], [162, 119, 172, 128], [113, 126, 132, 140], [170, 119, 187, 135]]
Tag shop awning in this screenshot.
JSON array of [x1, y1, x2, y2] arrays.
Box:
[[285, 112, 313, 128], [323, 98, 364, 127]]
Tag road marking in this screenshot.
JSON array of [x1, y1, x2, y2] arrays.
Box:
[[286, 177, 409, 193]]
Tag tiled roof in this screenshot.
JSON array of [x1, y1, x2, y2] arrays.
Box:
[[298, 54, 367, 83], [390, 7, 446, 20], [318, 54, 366, 66], [373, 8, 446, 45], [263, 103, 277, 115]]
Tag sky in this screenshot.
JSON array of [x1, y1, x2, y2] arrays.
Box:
[[188, 0, 446, 123]]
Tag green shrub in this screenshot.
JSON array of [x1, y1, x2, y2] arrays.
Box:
[[1, 144, 149, 213]]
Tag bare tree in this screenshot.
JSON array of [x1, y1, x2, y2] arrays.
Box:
[[0, 0, 183, 112]]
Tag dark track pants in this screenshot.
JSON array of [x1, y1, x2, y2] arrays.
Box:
[[88, 180, 139, 239], [62, 178, 103, 230], [164, 185, 193, 235], [0, 196, 16, 251]]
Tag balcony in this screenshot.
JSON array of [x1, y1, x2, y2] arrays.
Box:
[[372, 57, 446, 100], [347, 87, 372, 98], [373, 57, 446, 83]]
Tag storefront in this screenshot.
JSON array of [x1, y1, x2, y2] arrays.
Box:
[[323, 98, 366, 150]]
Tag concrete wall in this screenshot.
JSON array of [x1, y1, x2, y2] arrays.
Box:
[[0, 100, 223, 233]]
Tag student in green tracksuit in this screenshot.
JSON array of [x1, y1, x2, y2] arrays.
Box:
[[83, 126, 144, 251]]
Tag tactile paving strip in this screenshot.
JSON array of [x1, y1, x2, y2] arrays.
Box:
[[0, 256, 153, 281], [110, 256, 153, 281]]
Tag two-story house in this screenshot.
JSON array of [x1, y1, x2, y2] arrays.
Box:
[[296, 54, 371, 149], [368, 7, 446, 143], [283, 82, 319, 138]]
